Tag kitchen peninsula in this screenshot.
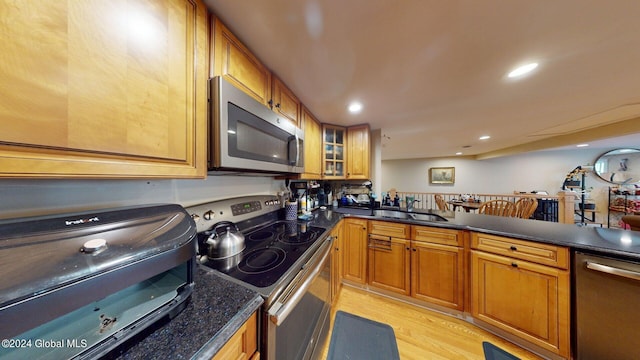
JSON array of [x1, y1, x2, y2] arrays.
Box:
[[317, 205, 640, 360]]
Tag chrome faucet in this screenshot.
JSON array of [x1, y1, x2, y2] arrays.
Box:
[[407, 199, 420, 212]]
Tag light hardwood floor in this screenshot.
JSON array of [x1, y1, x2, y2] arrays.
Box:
[[321, 285, 544, 360]]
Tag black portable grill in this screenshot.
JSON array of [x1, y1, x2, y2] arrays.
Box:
[[0, 204, 197, 360]]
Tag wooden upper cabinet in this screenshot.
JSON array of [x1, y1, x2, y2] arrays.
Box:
[[211, 15, 271, 105], [0, 0, 208, 178], [322, 125, 346, 179], [347, 124, 370, 179], [271, 76, 300, 128], [301, 106, 322, 179]]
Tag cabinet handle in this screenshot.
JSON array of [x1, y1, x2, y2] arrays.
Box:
[[412, 248, 417, 252], [268, 99, 274, 109], [510, 246, 517, 251], [276, 103, 281, 109], [511, 262, 518, 267], [406, 247, 410, 251]]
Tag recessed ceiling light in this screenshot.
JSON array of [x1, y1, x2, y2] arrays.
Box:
[[455, 152, 463, 155], [479, 135, 491, 140], [576, 143, 589, 148], [348, 101, 363, 114], [508, 62, 538, 78]]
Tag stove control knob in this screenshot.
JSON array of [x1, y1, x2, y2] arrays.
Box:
[[203, 210, 215, 220], [191, 214, 200, 222]]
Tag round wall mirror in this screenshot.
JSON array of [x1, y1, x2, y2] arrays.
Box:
[[594, 148, 640, 184]]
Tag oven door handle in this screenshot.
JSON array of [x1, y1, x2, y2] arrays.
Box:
[[268, 238, 332, 325]]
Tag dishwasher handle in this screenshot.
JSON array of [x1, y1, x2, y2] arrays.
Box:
[[586, 261, 640, 282]]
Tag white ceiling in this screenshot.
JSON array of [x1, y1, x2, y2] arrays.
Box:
[[203, 0, 640, 160]]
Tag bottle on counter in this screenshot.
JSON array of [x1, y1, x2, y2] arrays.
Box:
[[300, 195, 307, 213]]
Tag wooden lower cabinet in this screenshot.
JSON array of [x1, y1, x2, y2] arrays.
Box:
[[368, 235, 411, 295], [342, 218, 368, 284], [471, 250, 570, 358], [410, 225, 465, 310], [330, 220, 343, 303], [212, 311, 259, 360], [411, 241, 464, 310]]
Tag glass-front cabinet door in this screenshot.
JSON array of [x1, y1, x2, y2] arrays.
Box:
[[322, 125, 346, 178]]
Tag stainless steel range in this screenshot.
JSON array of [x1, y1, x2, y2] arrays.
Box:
[[187, 195, 332, 360]]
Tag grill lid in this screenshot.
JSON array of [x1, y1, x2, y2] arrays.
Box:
[[0, 204, 196, 339]]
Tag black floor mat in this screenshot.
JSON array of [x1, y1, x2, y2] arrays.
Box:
[[483, 341, 521, 360], [327, 311, 400, 360]]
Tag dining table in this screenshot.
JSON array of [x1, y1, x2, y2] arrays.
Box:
[[448, 200, 483, 212]]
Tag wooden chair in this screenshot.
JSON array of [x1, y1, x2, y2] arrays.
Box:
[[622, 215, 640, 231], [479, 199, 515, 217], [513, 197, 538, 219], [434, 194, 449, 211]]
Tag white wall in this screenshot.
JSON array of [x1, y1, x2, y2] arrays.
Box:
[[0, 175, 284, 219], [381, 148, 619, 223]]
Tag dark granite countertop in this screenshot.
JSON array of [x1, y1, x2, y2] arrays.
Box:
[[111, 204, 640, 359], [111, 266, 263, 360], [325, 206, 640, 261]]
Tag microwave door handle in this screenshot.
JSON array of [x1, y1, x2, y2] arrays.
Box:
[[288, 134, 299, 166]]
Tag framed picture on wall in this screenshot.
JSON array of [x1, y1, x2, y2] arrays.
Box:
[[429, 167, 455, 184]]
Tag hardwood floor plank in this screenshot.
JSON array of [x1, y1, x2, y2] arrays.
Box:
[[322, 285, 544, 359]]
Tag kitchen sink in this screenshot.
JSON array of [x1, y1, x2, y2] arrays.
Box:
[[407, 213, 447, 222], [375, 210, 411, 219], [374, 209, 447, 222]]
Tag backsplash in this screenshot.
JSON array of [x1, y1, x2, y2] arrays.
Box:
[[0, 176, 283, 220]]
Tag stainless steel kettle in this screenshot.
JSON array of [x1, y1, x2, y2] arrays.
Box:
[[204, 221, 245, 259]]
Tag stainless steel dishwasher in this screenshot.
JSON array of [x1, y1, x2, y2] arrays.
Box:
[[574, 251, 640, 359]]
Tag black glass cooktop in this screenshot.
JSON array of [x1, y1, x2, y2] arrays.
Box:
[[200, 221, 325, 288]]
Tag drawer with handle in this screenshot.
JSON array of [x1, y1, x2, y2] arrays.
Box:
[[412, 225, 462, 247], [369, 220, 410, 238], [471, 232, 569, 269]]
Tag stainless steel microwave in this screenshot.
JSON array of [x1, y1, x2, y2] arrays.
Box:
[[209, 76, 304, 174]]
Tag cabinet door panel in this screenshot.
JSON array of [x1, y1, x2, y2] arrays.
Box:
[[300, 107, 321, 178], [471, 251, 570, 358], [342, 219, 367, 284], [0, 0, 207, 178], [330, 220, 343, 303], [212, 311, 258, 360], [411, 242, 464, 310], [346, 124, 369, 179], [322, 125, 345, 179], [272, 77, 300, 127], [212, 16, 271, 105], [368, 236, 410, 295]]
